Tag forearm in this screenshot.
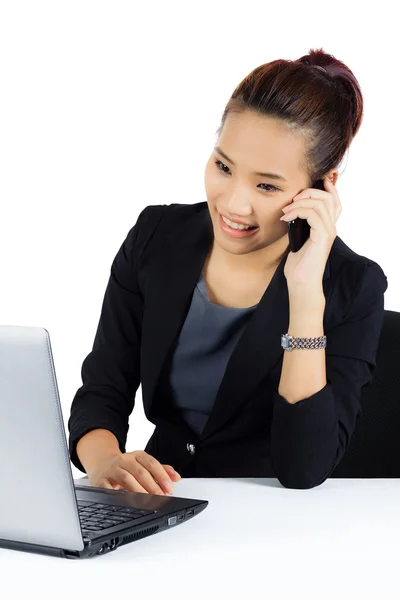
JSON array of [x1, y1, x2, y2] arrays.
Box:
[[278, 291, 327, 404], [76, 428, 122, 474], [272, 290, 335, 488]]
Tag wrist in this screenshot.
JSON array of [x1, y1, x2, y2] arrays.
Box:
[[76, 428, 122, 474], [288, 293, 325, 338], [288, 288, 325, 313]]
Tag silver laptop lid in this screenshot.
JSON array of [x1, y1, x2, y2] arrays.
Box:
[[0, 324, 84, 551]]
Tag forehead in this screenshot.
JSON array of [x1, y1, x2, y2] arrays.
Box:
[[218, 111, 307, 179]]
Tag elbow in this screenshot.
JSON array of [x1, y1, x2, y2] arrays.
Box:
[[275, 456, 337, 490], [277, 473, 329, 490], [272, 438, 340, 490], [276, 460, 336, 489]]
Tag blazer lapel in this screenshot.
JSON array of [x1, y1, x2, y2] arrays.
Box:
[[141, 202, 331, 442]]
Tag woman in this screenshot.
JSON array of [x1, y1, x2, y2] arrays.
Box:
[[68, 48, 388, 492]]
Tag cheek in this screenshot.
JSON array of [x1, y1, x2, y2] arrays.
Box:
[[258, 212, 290, 233], [204, 175, 222, 200]]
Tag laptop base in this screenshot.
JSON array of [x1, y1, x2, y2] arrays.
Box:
[[0, 500, 207, 559]]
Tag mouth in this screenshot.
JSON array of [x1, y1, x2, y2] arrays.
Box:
[[218, 213, 260, 238], [220, 213, 257, 228]]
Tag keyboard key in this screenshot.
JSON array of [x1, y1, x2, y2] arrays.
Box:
[[106, 516, 128, 523], [82, 531, 98, 538], [131, 508, 155, 516]]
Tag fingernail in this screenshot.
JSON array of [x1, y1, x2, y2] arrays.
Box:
[[163, 481, 174, 494]]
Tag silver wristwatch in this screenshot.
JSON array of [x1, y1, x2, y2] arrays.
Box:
[[281, 333, 327, 351]]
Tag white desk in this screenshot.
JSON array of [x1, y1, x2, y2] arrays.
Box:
[[1, 477, 399, 600]]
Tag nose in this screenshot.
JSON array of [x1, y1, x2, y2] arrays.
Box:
[[225, 197, 253, 221]]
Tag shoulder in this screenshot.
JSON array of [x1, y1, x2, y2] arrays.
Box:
[[331, 236, 387, 291], [135, 201, 204, 232], [327, 236, 388, 323], [137, 202, 204, 220], [132, 201, 206, 249]]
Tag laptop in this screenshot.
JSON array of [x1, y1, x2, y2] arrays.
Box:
[[0, 324, 208, 559]]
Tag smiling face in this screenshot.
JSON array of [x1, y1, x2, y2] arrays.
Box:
[[204, 110, 311, 272]]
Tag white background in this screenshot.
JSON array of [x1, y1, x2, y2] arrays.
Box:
[[1, 0, 397, 484]]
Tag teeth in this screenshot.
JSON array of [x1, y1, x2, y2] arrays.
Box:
[[222, 215, 256, 230]]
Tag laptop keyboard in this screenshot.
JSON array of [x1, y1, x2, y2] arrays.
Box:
[[77, 500, 156, 535]]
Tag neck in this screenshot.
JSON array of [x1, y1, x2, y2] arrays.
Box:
[[211, 233, 290, 277]]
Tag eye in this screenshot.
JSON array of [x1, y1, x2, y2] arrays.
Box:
[[214, 159, 281, 193]]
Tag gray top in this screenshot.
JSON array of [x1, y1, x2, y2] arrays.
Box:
[[167, 272, 258, 436]]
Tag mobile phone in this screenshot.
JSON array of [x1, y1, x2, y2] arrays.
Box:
[[287, 179, 325, 252]]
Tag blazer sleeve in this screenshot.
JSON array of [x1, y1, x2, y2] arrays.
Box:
[[67, 205, 166, 473], [270, 261, 388, 490]]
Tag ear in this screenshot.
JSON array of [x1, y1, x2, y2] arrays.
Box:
[[326, 170, 339, 186]]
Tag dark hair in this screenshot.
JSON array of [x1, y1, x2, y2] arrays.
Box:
[[215, 48, 364, 187]]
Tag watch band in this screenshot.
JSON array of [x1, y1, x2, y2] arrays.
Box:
[[281, 333, 327, 351]]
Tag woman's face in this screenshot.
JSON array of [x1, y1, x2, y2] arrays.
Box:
[[204, 111, 311, 264]]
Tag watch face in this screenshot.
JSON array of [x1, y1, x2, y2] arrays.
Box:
[[281, 335, 290, 349]]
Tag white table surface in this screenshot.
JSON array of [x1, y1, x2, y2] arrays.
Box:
[[1, 477, 400, 600]]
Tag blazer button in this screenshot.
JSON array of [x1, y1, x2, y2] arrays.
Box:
[[186, 443, 196, 455]]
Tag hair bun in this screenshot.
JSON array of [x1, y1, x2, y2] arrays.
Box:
[[301, 48, 338, 74]]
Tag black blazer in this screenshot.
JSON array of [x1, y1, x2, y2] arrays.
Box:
[[68, 202, 388, 489]]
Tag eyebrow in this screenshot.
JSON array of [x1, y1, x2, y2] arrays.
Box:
[[214, 145, 288, 182]]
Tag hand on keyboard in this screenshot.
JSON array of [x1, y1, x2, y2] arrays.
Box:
[[86, 450, 182, 496]]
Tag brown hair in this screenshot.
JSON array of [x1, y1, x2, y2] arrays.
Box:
[[215, 48, 364, 186]]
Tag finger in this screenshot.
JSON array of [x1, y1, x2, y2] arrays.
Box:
[[283, 200, 334, 232], [323, 178, 342, 219], [163, 465, 182, 480], [281, 207, 330, 241], [137, 454, 175, 494], [289, 195, 335, 224], [292, 180, 340, 219], [283, 198, 334, 222], [109, 479, 125, 490], [303, 202, 336, 234], [293, 187, 331, 201], [117, 465, 165, 495], [295, 176, 335, 199], [97, 479, 115, 490]]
